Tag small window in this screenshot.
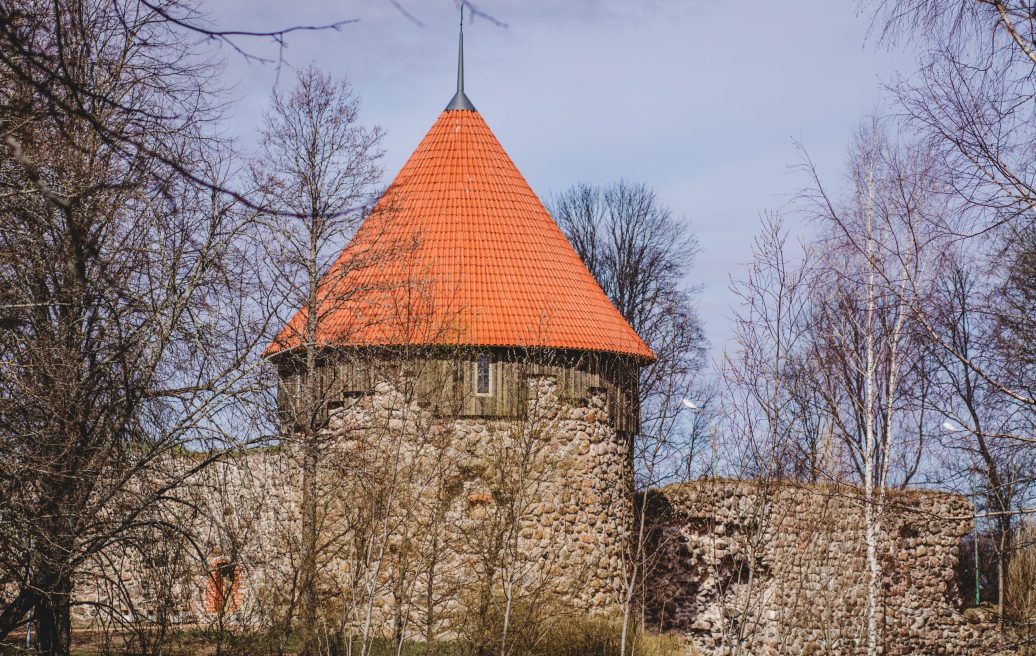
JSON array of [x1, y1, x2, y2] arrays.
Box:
[[475, 354, 492, 396]]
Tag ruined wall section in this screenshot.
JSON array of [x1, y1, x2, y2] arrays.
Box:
[[70, 451, 304, 629], [644, 480, 1002, 656]]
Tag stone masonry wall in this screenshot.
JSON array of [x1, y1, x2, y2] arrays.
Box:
[[308, 373, 633, 635], [644, 480, 1003, 656], [71, 451, 305, 628], [72, 372, 633, 640], [67, 381, 1009, 655]]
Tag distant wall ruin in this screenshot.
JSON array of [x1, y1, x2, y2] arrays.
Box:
[[644, 480, 1002, 655]]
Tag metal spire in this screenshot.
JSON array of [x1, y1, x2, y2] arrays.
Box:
[[446, 6, 475, 111]]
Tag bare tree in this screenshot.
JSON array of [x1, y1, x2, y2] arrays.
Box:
[[724, 214, 839, 483], [337, 354, 458, 656], [0, 0, 363, 212], [997, 226, 1036, 412], [806, 125, 909, 656], [548, 181, 708, 656], [253, 63, 384, 655], [926, 260, 1036, 624], [548, 181, 707, 430], [800, 120, 946, 490], [0, 2, 271, 654], [862, 0, 1036, 411], [724, 119, 949, 654], [864, 0, 1036, 630]]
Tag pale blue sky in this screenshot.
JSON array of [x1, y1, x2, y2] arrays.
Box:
[[208, 1, 918, 369]]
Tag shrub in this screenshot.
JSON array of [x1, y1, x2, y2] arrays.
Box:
[[452, 593, 683, 656]]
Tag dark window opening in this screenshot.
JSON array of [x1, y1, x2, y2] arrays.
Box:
[[476, 354, 492, 396]]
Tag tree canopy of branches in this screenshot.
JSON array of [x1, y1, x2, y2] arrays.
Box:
[[0, 1, 270, 653], [862, 0, 1036, 407], [548, 180, 707, 465]]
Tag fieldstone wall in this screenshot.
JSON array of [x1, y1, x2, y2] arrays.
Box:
[[303, 373, 633, 635], [644, 480, 1003, 655], [72, 372, 633, 640], [71, 451, 304, 628], [67, 379, 1011, 655]]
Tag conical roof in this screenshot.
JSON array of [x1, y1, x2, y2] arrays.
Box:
[[267, 108, 654, 362]]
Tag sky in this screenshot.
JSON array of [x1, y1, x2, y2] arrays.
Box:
[[206, 0, 919, 370]]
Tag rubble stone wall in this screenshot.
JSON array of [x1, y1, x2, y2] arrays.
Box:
[[68, 380, 1007, 655], [72, 373, 633, 638], [71, 451, 303, 628], [644, 480, 1000, 656]]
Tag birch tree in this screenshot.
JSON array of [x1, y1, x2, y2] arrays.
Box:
[[797, 120, 950, 653], [863, 0, 1036, 415], [254, 64, 384, 655]]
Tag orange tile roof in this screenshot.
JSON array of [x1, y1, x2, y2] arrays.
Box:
[[267, 109, 655, 362]]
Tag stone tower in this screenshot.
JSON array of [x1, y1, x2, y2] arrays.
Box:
[[265, 22, 655, 627]]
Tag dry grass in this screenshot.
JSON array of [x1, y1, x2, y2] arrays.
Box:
[[2, 619, 688, 656], [540, 616, 685, 656], [1009, 522, 1036, 654]]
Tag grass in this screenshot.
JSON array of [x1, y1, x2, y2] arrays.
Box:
[[2, 619, 687, 656]]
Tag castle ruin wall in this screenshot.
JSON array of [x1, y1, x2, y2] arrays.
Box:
[[644, 480, 1004, 655]]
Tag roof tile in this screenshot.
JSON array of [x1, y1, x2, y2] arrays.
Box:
[[268, 109, 654, 361]]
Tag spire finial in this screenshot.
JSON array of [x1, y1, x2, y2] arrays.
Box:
[[446, 5, 475, 111]]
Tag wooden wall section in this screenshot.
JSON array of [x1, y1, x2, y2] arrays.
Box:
[[275, 347, 642, 434]]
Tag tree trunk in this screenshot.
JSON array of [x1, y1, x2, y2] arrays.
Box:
[[996, 515, 1010, 630], [34, 572, 72, 656], [0, 589, 38, 643], [862, 161, 883, 656], [299, 437, 319, 656]]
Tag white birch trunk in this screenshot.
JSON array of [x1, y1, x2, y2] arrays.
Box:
[[862, 163, 881, 656]]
